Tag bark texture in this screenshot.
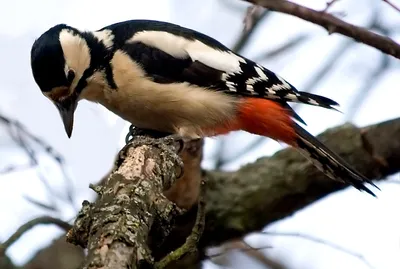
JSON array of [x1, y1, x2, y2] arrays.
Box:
[[66, 136, 184, 269], [10, 118, 400, 269], [202, 118, 400, 246]]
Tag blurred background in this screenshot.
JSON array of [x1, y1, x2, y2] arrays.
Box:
[[0, 0, 399, 268]]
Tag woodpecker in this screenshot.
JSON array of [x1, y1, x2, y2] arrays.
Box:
[[30, 19, 378, 197]]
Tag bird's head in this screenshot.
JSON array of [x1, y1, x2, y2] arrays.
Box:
[[31, 24, 93, 138]]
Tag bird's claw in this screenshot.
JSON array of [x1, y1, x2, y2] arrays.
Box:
[[125, 125, 174, 144]]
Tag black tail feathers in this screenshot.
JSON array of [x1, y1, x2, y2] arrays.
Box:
[[296, 91, 341, 111], [293, 123, 379, 197]]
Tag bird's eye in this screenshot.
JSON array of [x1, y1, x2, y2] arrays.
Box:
[[67, 69, 75, 85]]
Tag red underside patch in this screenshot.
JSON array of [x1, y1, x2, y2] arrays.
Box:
[[209, 98, 297, 146]]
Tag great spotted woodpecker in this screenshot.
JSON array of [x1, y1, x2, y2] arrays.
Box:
[[30, 19, 378, 197]]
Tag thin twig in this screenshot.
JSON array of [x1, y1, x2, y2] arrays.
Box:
[[322, 0, 340, 12], [0, 113, 76, 208], [383, 0, 400, 13], [154, 180, 207, 268], [261, 231, 375, 269], [243, 0, 400, 59], [243, 5, 264, 32], [0, 216, 72, 253], [207, 243, 272, 259], [232, 9, 270, 53], [253, 33, 311, 62], [346, 53, 390, 120]]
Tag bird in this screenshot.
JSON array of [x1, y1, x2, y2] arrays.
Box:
[[30, 19, 379, 197]]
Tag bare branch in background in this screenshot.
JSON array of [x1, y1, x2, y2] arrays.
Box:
[[253, 33, 311, 62], [346, 53, 390, 121], [243, 0, 400, 59], [383, 0, 400, 13], [0, 113, 76, 209], [208, 240, 287, 269], [207, 242, 272, 259], [347, 19, 392, 121], [243, 5, 264, 32], [22, 195, 59, 213], [322, 0, 340, 12], [261, 231, 375, 269], [0, 216, 72, 254], [232, 9, 270, 53]]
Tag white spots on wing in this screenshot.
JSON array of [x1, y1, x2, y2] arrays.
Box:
[[269, 82, 292, 92], [285, 93, 298, 101], [226, 81, 237, 92], [246, 77, 264, 85], [254, 66, 268, 81], [246, 78, 256, 85], [307, 98, 320, 106], [221, 73, 230, 82], [275, 74, 291, 89], [59, 29, 91, 89], [92, 29, 114, 49], [128, 31, 245, 75], [266, 88, 276, 95], [246, 84, 255, 94], [265, 94, 280, 99], [245, 66, 268, 87]]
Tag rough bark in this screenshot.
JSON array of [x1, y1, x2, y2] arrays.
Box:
[[11, 118, 400, 269], [66, 135, 184, 269], [202, 118, 400, 246]]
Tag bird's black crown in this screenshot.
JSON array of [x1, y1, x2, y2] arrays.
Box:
[[31, 24, 79, 92]]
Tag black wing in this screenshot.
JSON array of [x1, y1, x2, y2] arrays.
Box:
[[106, 20, 339, 124]]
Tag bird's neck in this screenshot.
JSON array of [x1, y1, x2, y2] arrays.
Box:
[[79, 71, 109, 103]]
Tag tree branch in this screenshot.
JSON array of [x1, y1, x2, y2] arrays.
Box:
[[383, 0, 400, 13], [0, 216, 71, 254], [66, 135, 186, 269], [202, 117, 400, 246], [243, 0, 400, 59], [64, 118, 399, 268]]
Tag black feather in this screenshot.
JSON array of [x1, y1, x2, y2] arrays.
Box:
[[294, 122, 379, 197]]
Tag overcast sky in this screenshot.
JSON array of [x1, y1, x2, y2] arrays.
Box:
[[0, 0, 399, 268]]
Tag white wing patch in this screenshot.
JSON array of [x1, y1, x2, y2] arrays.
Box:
[[127, 31, 245, 75], [92, 29, 114, 49], [226, 81, 237, 92]]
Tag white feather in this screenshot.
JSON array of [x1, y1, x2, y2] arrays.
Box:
[[254, 66, 268, 81], [127, 31, 245, 75], [92, 29, 114, 49]]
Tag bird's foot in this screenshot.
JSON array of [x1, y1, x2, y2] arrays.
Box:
[[125, 125, 174, 144]]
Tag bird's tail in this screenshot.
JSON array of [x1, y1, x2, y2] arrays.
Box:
[[293, 122, 379, 197]]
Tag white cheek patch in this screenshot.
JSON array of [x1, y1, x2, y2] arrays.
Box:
[[127, 31, 245, 75], [92, 29, 114, 49], [59, 29, 91, 90]]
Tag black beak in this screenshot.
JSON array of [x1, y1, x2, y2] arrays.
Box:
[[56, 97, 77, 138]]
